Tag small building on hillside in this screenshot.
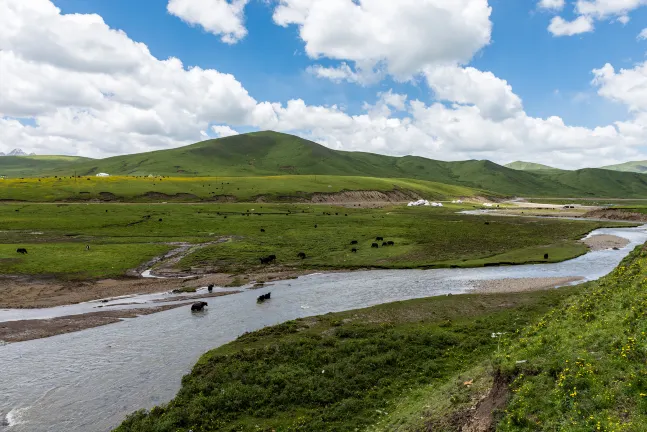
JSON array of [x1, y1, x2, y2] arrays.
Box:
[[96, 173, 110, 177]]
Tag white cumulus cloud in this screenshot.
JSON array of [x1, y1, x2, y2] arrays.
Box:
[[211, 125, 240, 138], [1, 0, 647, 170], [272, 0, 493, 80], [548, 15, 594, 36], [167, 0, 249, 44], [547, 0, 647, 36], [538, 0, 565, 11]]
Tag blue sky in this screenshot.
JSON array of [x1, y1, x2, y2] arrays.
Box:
[[2, 0, 647, 167], [51, 0, 645, 127]]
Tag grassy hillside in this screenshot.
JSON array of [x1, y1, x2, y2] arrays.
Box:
[[4, 132, 647, 198], [505, 161, 561, 171], [601, 160, 647, 173], [0, 155, 92, 177]]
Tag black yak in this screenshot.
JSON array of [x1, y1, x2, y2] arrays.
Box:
[[191, 301, 208, 312]]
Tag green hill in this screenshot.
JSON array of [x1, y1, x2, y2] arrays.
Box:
[[505, 161, 561, 171], [601, 160, 647, 173], [0, 155, 93, 177], [3, 131, 647, 198]]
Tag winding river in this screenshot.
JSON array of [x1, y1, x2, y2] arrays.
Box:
[[1, 225, 646, 432]]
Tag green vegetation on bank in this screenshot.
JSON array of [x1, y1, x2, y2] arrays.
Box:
[[3, 131, 647, 198], [0, 175, 485, 202], [494, 245, 647, 430], [0, 203, 625, 280], [115, 287, 579, 432]]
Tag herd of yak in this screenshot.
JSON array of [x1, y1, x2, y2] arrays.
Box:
[[258, 234, 397, 264]]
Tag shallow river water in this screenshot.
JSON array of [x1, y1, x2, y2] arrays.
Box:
[[1, 225, 646, 432]]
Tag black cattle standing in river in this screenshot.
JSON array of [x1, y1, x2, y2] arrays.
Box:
[[191, 301, 208, 312], [257, 292, 271, 303]]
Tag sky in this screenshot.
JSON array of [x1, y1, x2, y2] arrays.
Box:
[[1, 0, 647, 168]]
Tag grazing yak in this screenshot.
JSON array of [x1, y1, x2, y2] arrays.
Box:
[[351, 248, 358, 253], [16, 248, 27, 255], [261, 228, 265, 232], [387, 241, 394, 246], [257, 292, 271, 303], [191, 301, 208, 312], [544, 253, 549, 260], [371, 243, 379, 248], [259, 254, 277, 265], [314, 224, 318, 228], [382, 242, 388, 247], [350, 240, 358, 245], [208, 284, 214, 293], [376, 236, 384, 241], [297, 252, 306, 259]]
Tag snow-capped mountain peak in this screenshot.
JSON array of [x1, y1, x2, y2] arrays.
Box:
[[1, 149, 29, 156]]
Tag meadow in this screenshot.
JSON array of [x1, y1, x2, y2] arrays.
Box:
[[115, 244, 647, 432], [0, 175, 485, 202], [0, 203, 626, 280]]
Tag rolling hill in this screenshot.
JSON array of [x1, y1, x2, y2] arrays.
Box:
[[505, 161, 561, 171], [0, 155, 93, 177], [601, 160, 647, 173], [2, 131, 647, 198]]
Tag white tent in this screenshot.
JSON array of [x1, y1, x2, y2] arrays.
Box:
[[95, 173, 110, 177], [407, 199, 430, 207]]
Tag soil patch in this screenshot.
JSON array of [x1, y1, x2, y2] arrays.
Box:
[[472, 277, 583, 294], [141, 192, 199, 201], [461, 371, 510, 432], [0, 304, 187, 343], [582, 234, 630, 251], [309, 189, 421, 204]]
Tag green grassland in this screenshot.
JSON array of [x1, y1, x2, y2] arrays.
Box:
[[0, 155, 92, 177], [4, 131, 647, 198], [115, 287, 578, 432], [0, 175, 486, 202], [115, 244, 647, 432], [0, 203, 624, 280]]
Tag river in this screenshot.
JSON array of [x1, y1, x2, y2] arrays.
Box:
[[1, 225, 646, 432]]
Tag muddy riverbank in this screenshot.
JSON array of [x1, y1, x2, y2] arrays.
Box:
[[0, 268, 316, 309]]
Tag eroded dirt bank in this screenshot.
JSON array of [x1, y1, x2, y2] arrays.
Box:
[[583, 209, 647, 222]]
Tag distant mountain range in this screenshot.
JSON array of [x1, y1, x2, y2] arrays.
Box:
[[507, 160, 647, 174], [0, 149, 36, 157], [1, 131, 647, 198], [504, 161, 562, 171], [600, 161, 647, 173]]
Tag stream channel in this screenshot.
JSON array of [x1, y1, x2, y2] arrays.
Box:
[[1, 225, 646, 431]]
